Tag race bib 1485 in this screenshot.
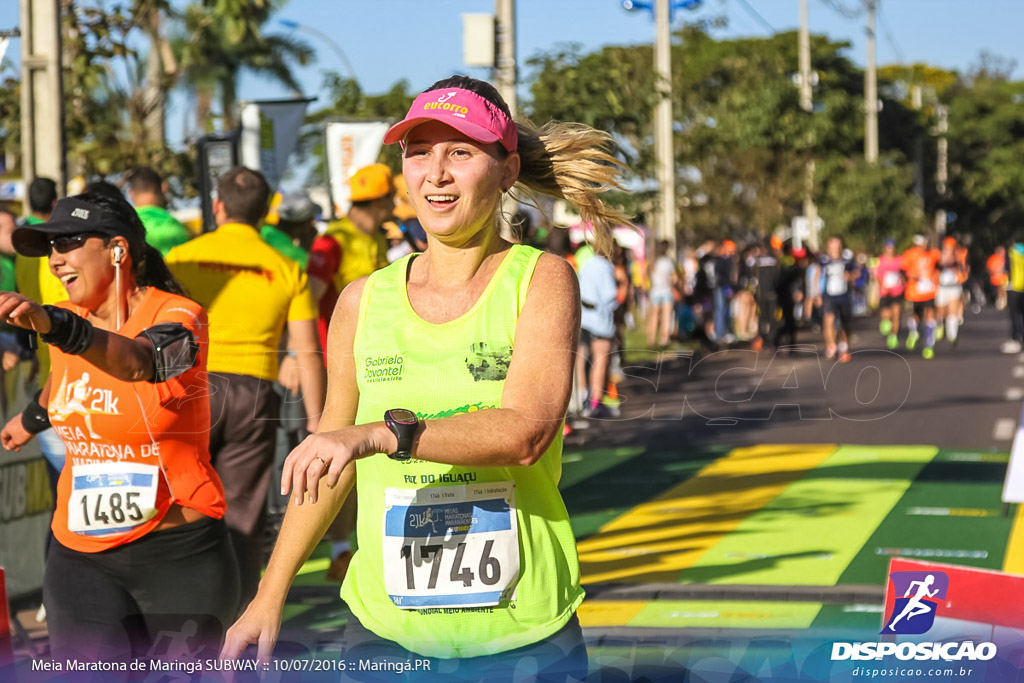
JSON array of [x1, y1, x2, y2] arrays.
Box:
[[67, 462, 160, 536]]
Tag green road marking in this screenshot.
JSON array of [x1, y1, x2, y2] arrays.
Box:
[[935, 451, 1009, 464], [628, 600, 822, 629], [811, 603, 885, 632], [282, 604, 316, 622], [686, 445, 937, 586], [562, 445, 727, 540], [559, 446, 645, 489], [578, 445, 838, 584], [831, 449, 1014, 592], [292, 541, 336, 587]]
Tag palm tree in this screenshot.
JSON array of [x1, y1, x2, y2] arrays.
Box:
[[175, 0, 313, 134], [134, 0, 178, 147]]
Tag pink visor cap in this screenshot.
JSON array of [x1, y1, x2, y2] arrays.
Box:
[[383, 87, 518, 153]]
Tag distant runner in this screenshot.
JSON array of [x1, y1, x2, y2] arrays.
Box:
[[902, 235, 940, 359], [818, 236, 855, 363], [875, 239, 904, 349]]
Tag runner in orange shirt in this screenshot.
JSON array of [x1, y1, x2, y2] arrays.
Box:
[[0, 192, 238, 662], [988, 246, 1008, 311], [902, 234, 941, 359]]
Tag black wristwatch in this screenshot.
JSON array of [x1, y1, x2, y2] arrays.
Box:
[[384, 409, 418, 461]]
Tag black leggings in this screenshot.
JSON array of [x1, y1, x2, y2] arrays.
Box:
[[339, 612, 588, 682], [44, 516, 240, 663]]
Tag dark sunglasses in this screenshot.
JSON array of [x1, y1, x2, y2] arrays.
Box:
[[49, 232, 106, 254]]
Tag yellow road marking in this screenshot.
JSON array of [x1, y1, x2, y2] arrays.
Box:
[[576, 601, 648, 628], [1003, 503, 1024, 575], [577, 444, 837, 583]]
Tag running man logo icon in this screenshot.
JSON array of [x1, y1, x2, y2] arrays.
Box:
[[883, 571, 949, 634], [409, 507, 441, 535]]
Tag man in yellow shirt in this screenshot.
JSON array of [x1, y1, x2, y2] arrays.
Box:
[[165, 167, 325, 604], [307, 163, 393, 352]]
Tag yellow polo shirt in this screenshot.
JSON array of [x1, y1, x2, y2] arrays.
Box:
[[15, 256, 68, 378], [165, 222, 316, 381], [324, 217, 389, 292]]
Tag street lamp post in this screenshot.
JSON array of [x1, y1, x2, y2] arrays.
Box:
[[798, 0, 820, 251], [623, 0, 701, 254]]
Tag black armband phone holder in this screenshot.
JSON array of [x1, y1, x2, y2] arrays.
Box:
[[137, 323, 200, 383], [21, 389, 50, 435]]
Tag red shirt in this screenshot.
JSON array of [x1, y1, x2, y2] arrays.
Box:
[[307, 234, 342, 353]]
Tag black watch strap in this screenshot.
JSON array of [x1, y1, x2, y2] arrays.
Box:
[[385, 409, 418, 461]]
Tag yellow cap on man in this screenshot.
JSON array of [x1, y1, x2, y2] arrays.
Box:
[[350, 163, 394, 202]]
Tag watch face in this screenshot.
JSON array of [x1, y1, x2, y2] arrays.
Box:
[[389, 409, 417, 425]]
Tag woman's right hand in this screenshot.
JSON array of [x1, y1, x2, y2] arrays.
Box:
[[0, 292, 51, 334], [1, 414, 32, 452], [219, 595, 283, 665]]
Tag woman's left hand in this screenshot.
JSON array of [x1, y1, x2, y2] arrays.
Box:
[[0, 292, 51, 334], [1, 414, 33, 452], [281, 424, 384, 506]]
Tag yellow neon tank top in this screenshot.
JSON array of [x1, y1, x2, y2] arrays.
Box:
[[340, 244, 584, 658]]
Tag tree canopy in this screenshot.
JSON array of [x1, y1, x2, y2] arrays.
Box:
[[2, 10, 1023, 251]]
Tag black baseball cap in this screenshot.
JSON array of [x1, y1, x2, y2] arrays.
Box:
[[13, 196, 126, 257]]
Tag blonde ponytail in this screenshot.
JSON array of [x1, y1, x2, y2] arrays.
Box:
[[511, 119, 634, 257]]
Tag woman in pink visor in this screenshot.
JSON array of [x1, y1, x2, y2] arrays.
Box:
[[223, 75, 630, 679]]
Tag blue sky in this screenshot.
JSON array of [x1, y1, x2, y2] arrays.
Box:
[[241, 0, 1023, 100], [1, 0, 1021, 157], [2, 0, 1023, 104]]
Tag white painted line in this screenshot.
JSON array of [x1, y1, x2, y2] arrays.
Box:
[[843, 604, 885, 614], [1008, 387, 1024, 401], [1014, 366, 1024, 379], [994, 418, 1017, 441]]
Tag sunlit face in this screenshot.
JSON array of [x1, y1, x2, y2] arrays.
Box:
[[0, 213, 15, 255], [48, 234, 123, 310], [402, 120, 519, 244], [827, 237, 843, 259]]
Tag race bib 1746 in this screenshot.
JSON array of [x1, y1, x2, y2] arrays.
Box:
[[67, 462, 160, 536], [382, 482, 519, 610]]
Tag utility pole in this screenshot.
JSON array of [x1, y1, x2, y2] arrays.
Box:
[[20, 0, 67, 194], [934, 104, 948, 238], [494, 0, 517, 116], [911, 84, 925, 208], [654, 0, 676, 252], [864, 0, 878, 163], [798, 0, 819, 251]]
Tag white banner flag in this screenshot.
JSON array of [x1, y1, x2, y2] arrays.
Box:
[[239, 99, 312, 192], [325, 121, 390, 218], [1003, 401, 1024, 504]]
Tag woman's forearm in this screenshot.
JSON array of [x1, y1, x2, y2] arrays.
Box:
[[258, 466, 355, 603], [362, 406, 563, 469], [80, 329, 157, 382]]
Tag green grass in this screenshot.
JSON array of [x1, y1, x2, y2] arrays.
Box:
[[620, 317, 698, 364]]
